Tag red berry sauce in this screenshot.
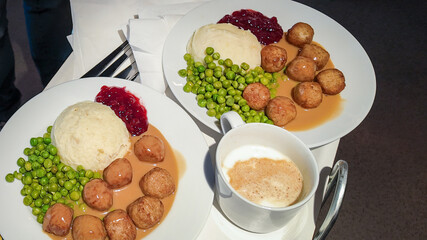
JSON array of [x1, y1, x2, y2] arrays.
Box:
[[218, 9, 283, 45], [95, 86, 148, 136]]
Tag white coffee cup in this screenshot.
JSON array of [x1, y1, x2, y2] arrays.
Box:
[[215, 111, 319, 233]]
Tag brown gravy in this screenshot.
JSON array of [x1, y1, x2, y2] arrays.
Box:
[[272, 35, 343, 131], [48, 124, 179, 240]]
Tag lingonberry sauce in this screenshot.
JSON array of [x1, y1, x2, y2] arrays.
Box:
[[95, 86, 148, 136], [218, 9, 283, 45]]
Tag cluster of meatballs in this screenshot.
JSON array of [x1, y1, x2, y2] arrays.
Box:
[[42, 134, 175, 240], [244, 22, 346, 126]]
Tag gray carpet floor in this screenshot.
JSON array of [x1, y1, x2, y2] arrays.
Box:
[[6, 0, 427, 239]]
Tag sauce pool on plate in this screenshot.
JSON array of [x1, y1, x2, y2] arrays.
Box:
[[47, 124, 180, 240]]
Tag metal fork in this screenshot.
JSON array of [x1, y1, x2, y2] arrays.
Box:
[[81, 40, 139, 81]]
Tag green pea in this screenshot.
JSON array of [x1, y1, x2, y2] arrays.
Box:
[[224, 58, 233, 67], [31, 189, 40, 199], [32, 207, 41, 216], [242, 105, 250, 112], [39, 177, 49, 186], [204, 55, 213, 64], [60, 188, 68, 197], [34, 198, 43, 207], [241, 62, 250, 70], [43, 196, 51, 204], [226, 97, 235, 106], [17, 157, 25, 167], [52, 192, 61, 201], [57, 198, 65, 204], [30, 138, 38, 147], [218, 59, 224, 65], [36, 168, 46, 178], [183, 83, 192, 93], [31, 161, 41, 170], [48, 145, 57, 155], [225, 71, 235, 80], [178, 69, 187, 77], [47, 126, 52, 133], [53, 156, 60, 165], [23, 175, 33, 185], [5, 173, 14, 182], [207, 109, 216, 117], [43, 137, 51, 145], [66, 170, 76, 179], [207, 62, 216, 70], [62, 165, 70, 172], [93, 172, 101, 179], [204, 92, 213, 99], [14, 171, 23, 180], [212, 52, 220, 60], [70, 191, 80, 201], [184, 53, 192, 61], [217, 95, 226, 104], [198, 99, 207, 108], [37, 213, 44, 223], [205, 47, 214, 55]]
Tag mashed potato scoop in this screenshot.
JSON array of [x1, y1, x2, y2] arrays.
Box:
[[52, 101, 131, 171]]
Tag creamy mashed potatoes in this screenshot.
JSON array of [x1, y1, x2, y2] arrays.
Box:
[[187, 23, 262, 67], [52, 101, 131, 171]]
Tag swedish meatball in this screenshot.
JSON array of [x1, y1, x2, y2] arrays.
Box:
[[265, 96, 297, 127], [103, 158, 133, 189], [315, 68, 346, 95], [242, 83, 271, 111], [104, 209, 136, 240], [83, 179, 113, 211], [134, 135, 165, 163], [286, 22, 314, 48], [42, 203, 73, 237], [127, 196, 164, 229], [292, 82, 323, 108], [140, 167, 175, 199], [286, 56, 317, 82], [261, 45, 287, 73], [299, 43, 330, 70], [72, 215, 107, 240]]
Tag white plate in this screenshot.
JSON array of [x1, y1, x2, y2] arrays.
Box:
[[0, 77, 214, 239], [163, 0, 376, 148]]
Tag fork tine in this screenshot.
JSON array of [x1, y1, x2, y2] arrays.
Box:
[[114, 64, 133, 79], [99, 51, 130, 77], [81, 40, 129, 78]]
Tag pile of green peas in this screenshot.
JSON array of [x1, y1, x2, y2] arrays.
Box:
[[178, 47, 281, 123], [4, 126, 99, 224]]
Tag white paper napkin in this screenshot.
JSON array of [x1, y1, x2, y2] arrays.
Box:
[[69, 0, 140, 78], [127, 0, 208, 93]]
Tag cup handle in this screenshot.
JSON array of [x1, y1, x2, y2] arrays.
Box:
[[313, 160, 348, 240], [220, 111, 245, 134]]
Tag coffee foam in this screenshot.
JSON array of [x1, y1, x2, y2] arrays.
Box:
[[222, 145, 303, 208]]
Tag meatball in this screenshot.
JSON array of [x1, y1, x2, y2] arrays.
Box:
[[286, 22, 314, 48], [292, 82, 323, 108], [265, 96, 297, 127], [42, 203, 73, 237], [83, 179, 113, 211], [242, 83, 271, 111], [127, 196, 164, 229], [261, 45, 287, 73], [315, 68, 346, 95], [134, 135, 165, 163], [103, 158, 133, 189], [140, 167, 175, 199], [298, 43, 330, 70], [72, 215, 107, 240], [285, 56, 317, 82], [104, 209, 137, 240]]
